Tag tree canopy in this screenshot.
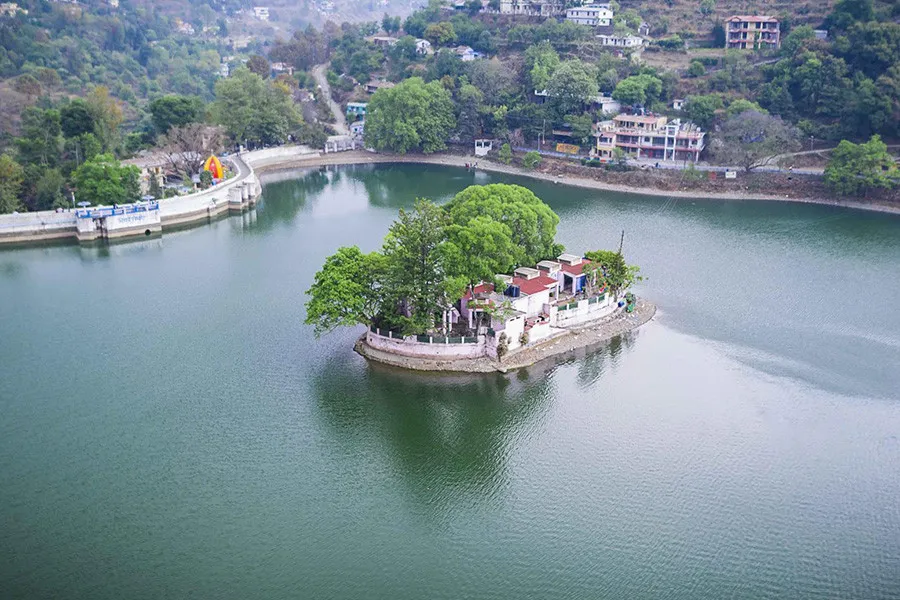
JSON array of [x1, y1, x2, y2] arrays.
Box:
[[824, 135, 899, 196], [305, 184, 564, 337], [364, 77, 456, 154], [71, 153, 140, 206], [212, 68, 301, 147]]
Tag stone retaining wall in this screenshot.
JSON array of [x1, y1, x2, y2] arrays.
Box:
[[365, 329, 488, 359]]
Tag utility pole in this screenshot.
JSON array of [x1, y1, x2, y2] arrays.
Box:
[[809, 135, 815, 152]]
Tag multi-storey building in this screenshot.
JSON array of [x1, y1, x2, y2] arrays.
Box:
[[565, 3, 612, 27], [593, 114, 706, 162], [499, 0, 566, 17], [725, 15, 780, 50]]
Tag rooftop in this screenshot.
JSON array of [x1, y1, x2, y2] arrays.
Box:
[[727, 15, 778, 23]]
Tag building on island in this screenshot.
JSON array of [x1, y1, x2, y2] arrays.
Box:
[[725, 16, 780, 50], [593, 114, 706, 162], [566, 3, 612, 27], [499, 0, 566, 17]]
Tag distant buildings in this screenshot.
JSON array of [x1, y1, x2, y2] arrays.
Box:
[[725, 16, 780, 50], [366, 35, 399, 48], [593, 114, 706, 162], [252, 6, 270, 21], [454, 45, 479, 61], [346, 102, 368, 119], [596, 34, 644, 48], [499, 0, 566, 18], [565, 3, 612, 27], [0, 3, 25, 17], [365, 79, 395, 94], [415, 38, 433, 55]]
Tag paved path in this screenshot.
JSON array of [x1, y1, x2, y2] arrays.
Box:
[[311, 64, 348, 135]]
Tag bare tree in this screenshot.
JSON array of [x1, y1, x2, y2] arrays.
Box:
[[711, 110, 801, 172], [158, 124, 225, 181]]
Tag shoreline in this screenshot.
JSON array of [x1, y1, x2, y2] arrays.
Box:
[[258, 150, 900, 217], [354, 299, 657, 374]]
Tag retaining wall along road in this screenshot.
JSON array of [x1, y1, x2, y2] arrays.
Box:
[[0, 150, 280, 246]]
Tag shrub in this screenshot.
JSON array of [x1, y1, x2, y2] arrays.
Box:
[[496, 332, 509, 360], [519, 331, 529, 346], [687, 60, 706, 77], [498, 143, 512, 164], [522, 151, 541, 169]]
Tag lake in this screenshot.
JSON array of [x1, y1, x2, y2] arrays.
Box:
[[1, 164, 899, 599]]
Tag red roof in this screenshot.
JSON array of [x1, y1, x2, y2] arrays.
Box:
[[463, 282, 494, 301], [511, 275, 558, 296], [560, 259, 591, 276]]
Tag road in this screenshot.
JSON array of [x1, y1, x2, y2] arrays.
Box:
[[311, 64, 348, 136]]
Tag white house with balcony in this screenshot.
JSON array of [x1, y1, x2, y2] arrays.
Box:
[[596, 34, 644, 48], [566, 3, 612, 27]]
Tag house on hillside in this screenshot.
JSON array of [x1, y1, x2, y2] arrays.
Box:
[[593, 113, 706, 162], [725, 16, 780, 50], [566, 3, 612, 27], [365, 79, 395, 94], [454, 45, 479, 61], [0, 3, 26, 16], [346, 102, 368, 119], [499, 0, 566, 17], [253, 6, 270, 21], [415, 38, 433, 55], [366, 35, 399, 48], [596, 34, 644, 48]]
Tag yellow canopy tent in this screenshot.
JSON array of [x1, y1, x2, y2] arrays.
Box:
[[203, 155, 224, 179]]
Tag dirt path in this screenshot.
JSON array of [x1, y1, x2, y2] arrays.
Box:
[[311, 64, 348, 135]]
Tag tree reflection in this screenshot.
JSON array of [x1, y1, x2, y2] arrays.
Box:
[[310, 356, 551, 515], [247, 168, 331, 233]]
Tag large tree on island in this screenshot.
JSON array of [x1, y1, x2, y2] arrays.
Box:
[[305, 246, 387, 337], [365, 77, 456, 154], [711, 110, 801, 172], [381, 199, 453, 333], [444, 184, 563, 266], [305, 184, 566, 337]]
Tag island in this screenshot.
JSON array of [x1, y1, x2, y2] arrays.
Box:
[[305, 183, 655, 372]]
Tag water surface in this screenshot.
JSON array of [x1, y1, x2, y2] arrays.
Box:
[[1, 164, 899, 599]]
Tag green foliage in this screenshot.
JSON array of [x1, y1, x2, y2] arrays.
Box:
[[199, 170, 213, 190], [149, 95, 205, 135], [364, 77, 456, 154], [60, 100, 96, 140], [304, 185, 564, 336], [213, 68, 301, 147], [546, 60, 598, 118], [456, 83, 485, 141], [381, 199, 452, 334], [71, 154, 140, 206], [33, 168, 67, 210], [687, 60, 706, 77], [657, 35, 685, 50], [15, 107, 62, 167], [726, 99, 767, 117], [824, 135, 899, 196], [498, 143, 512, 164], [685, 94, 723, 128], [565, 113, 594, 146], [612, 74, 663, 107], [522, 151, 542, 170], [0, 154, 25, 214], [444, 184, 561, 266], [584, 248, 642, 297], [424, 22, 457, 47], [305, 246, 388, 336], [525, 41, 560, 91]]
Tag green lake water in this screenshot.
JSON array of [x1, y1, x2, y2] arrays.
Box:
[[1, 164, 899, 599]]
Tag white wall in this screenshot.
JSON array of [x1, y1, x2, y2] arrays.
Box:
[[366, 330, 487, 359], [554, 295, 619, 327]]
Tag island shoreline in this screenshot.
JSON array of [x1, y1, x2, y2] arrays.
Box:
[[354, 299, 657, 374]]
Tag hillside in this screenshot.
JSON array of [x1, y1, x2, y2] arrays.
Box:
[[622, 0, 838, 35]]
